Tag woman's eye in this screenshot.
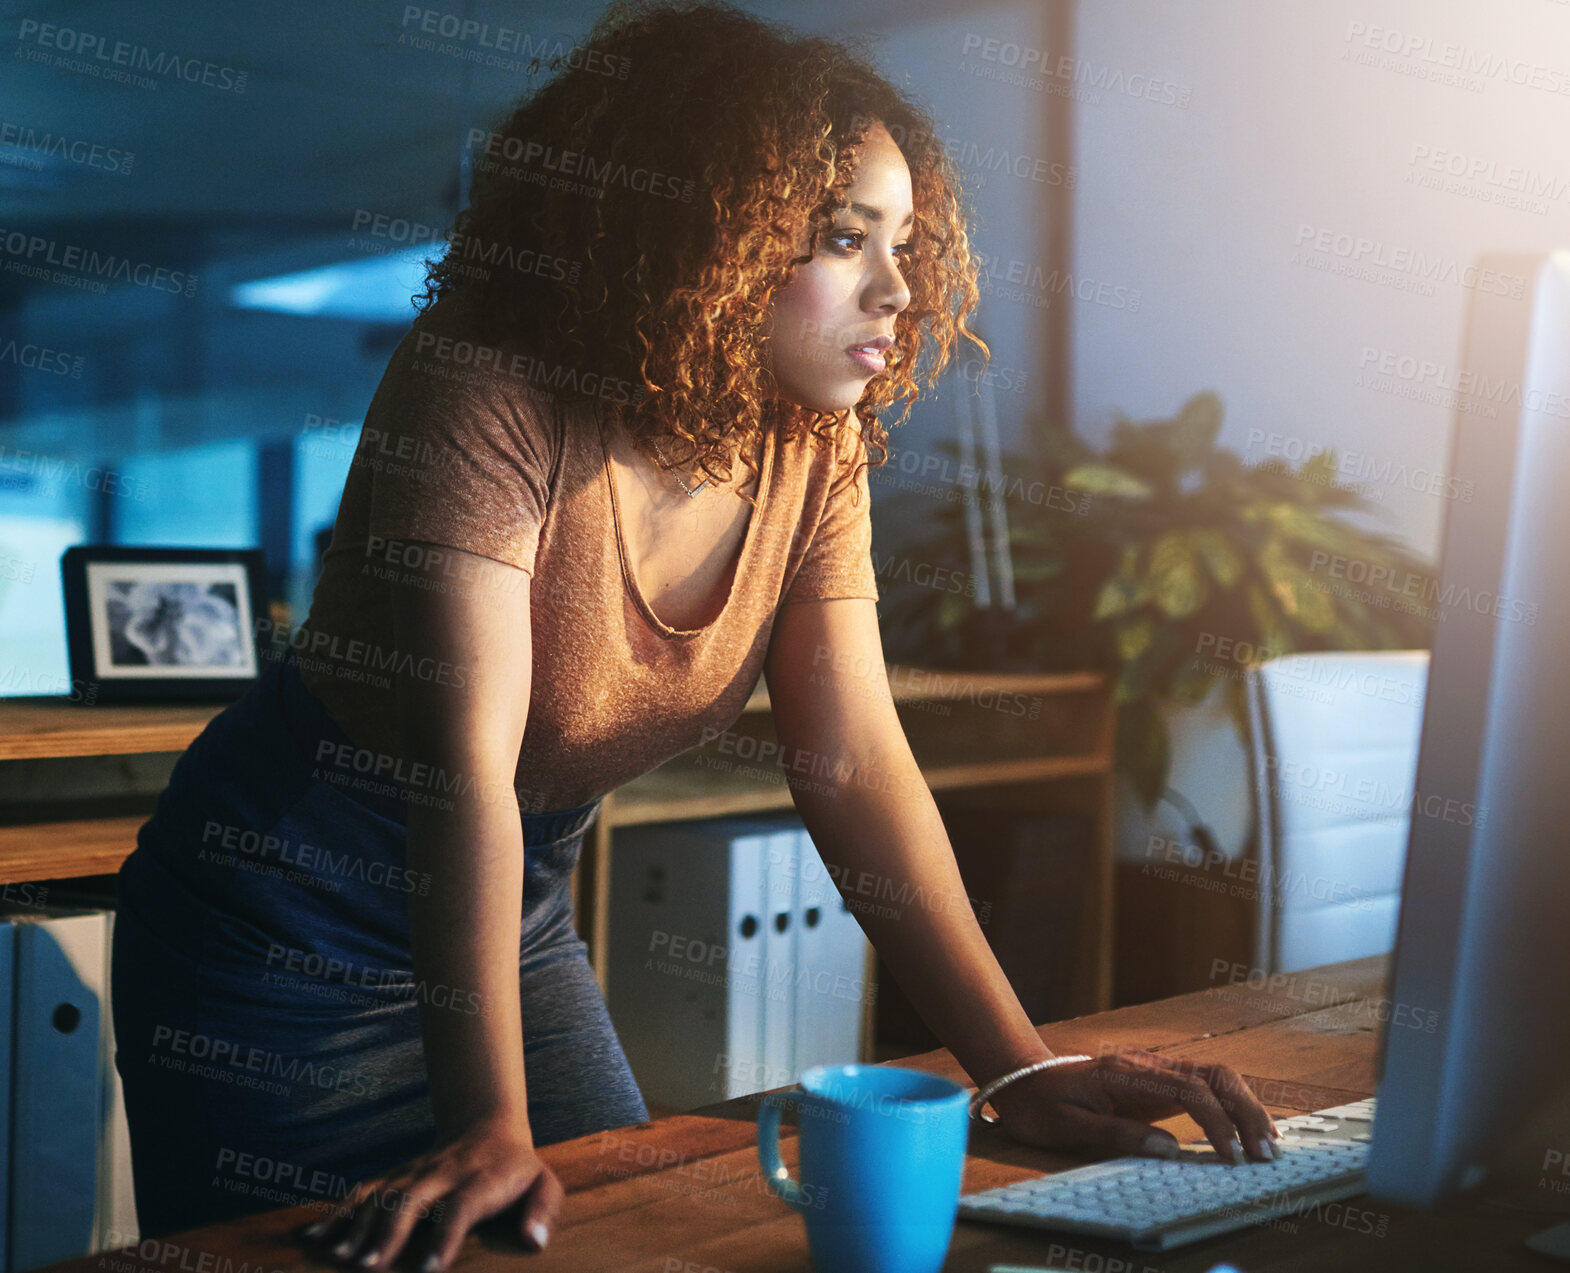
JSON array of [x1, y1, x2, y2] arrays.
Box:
[[827, 230, 916, 264]]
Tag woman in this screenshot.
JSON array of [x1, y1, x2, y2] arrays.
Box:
[[111, 0, 1278, 1266]]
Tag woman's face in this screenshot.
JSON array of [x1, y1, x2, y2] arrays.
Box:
[[763, 120, 914, 414]]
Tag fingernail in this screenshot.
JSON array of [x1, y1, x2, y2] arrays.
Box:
[[303, 1222, 327, 1239], [1140, 1132, 1179, 1159], [1258, 1137, 1277, 1161], [1227, 1138, 1244, 1164], [420, 1256, 440, 1273], [334, 1242, 356, 1260], [358, 1250, 380, 1267], [527, 1220, 550, 1250]]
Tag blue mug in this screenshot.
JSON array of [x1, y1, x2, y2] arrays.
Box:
[[757, 1063, 970, 1273]]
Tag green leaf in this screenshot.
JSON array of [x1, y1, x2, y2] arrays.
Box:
[[1247, 582, 1294, 660], [935, 591, 970, 631], [1116, 700, 1171, 809], [1257, 539, 1336, 633], [1146, 532, 1208, 619], [1298, 448, 1340, 489], [1062, 464, 1155, 499], [1093, 572, 1142, 621], [1172, 392, 1223, 465], [1189, 528, 1244, 588], [1116, 617, 1154, 663]]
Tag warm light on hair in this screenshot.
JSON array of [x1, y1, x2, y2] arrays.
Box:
[[414, 0, 989, 504]]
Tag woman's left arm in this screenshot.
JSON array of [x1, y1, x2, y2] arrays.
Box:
[[762, 597, 1280, 1165]]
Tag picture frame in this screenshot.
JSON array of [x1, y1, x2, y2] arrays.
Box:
[[60, 545, 269, 704]]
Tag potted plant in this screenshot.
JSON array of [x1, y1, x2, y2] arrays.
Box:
[[875, 392, 1438, 808]]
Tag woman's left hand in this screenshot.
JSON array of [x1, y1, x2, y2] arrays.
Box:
[[985, 1047, 1282, 1165]]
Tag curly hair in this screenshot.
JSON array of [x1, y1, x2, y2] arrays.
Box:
[[413, 0, 988, 505]]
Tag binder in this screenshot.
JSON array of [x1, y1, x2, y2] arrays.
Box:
[[605, 816, 871, 1112], [758, 828, 798, 1089], [9, 908, 107, 1272], [98, 910, 139, 1249], [790, 830, 869, 1076], [0, 919, 12, 1268], [606, 817, 781, 1110]]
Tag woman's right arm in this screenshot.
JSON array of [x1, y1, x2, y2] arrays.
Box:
[[303, 543, 560, 1271]]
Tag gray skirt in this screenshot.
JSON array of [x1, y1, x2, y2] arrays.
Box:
[[111, 644, 649, 1238]]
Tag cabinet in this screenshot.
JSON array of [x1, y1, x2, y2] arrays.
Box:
[[0, 662, 1116, 1035]]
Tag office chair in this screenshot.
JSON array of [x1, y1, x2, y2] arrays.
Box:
[[1244, 651, 1430, 975]]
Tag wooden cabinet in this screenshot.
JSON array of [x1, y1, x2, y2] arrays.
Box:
[[0, 664, 1117, 1036]]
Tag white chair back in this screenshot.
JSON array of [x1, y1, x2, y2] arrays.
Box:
[[1245, 651, 1430, 974]]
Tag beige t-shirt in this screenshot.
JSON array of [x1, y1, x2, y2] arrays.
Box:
[[295, 312, 880, 813]]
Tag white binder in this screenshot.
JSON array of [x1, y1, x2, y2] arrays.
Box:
[[606, 817, 781, 1110], [9, 908, 107, 1271], [606, 816, 870, 1113], [790, 830, 869, 1077]]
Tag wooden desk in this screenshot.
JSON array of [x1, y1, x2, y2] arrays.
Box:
[[43, 954, 1570, 1272]]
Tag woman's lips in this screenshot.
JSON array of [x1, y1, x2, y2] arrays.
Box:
[[846, 345, 887, 373]]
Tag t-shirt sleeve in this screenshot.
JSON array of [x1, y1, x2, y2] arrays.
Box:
[[363, 341, 557, 576], [782, 423, 880, 605]]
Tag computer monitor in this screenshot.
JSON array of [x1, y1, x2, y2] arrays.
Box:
[[1367, 250, 1570, 1212]]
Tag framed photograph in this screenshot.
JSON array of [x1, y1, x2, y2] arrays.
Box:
[[60, 545, 269, 703]]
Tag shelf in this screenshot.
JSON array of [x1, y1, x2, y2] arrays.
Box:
[[0, 699, 221, 760], [0, 814, 149, 882], [737, 663, 1104, 714], [607, 752, 1114, 827]]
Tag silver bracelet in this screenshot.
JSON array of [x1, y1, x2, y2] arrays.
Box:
[[968, 1054, 1093, 1124]]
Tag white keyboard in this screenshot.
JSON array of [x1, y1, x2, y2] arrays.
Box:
[[958, 1097, 1376, 1252]]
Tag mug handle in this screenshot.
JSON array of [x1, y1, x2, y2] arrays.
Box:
[[757, 1090, 809, 1211]]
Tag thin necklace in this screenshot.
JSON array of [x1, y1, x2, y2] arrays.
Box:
[[650, 437, 711, 498]]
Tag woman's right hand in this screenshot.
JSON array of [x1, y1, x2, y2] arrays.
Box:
[[298, 1109, 563, 1271]]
